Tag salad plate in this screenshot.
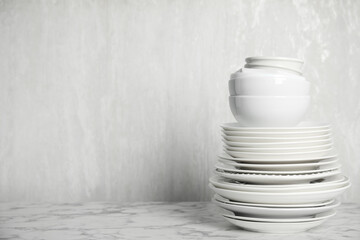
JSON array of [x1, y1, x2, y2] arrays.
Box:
[[215, 163, 341, 175], [213, 194, 335, 208], [221, 122, 331, 132], [222, 138, 332, 148], [214, 168, 341, 184], [222, 129, 330, 138], [217, 157, 338, 171], [209, 175, 349, 193], [222, 133, 332, 143], [218, 152, 338, 163], [225, 148, 333, 159], [222, 209, 336, 223], [224, 214, 333, 233], [214, 198, 340, 218], [209, 182, 350, 204], [224, 143, 332, 153]]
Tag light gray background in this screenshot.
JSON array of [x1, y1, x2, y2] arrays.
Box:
[[0, 0, 359, 202]]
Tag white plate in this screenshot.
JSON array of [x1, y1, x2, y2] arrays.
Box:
[[222, 209, 336, 223], [209, 182, 350, 204], [224, 143, 332, 153], [213, 194, 335, 208], [209, 175, 349, 193], [219, 152, 338, 163], [215, 163, 341, 175], [214, 199, 340, 218], [224, 214, 333, 233], [225, 148, 333, 159], [222, 133, 332, 143], [215, 168, 341, 184], [218, 158, 338, 171], [222, 129, 331, 138], [222, 138, 332, 148], [221, 122, 331, 132]]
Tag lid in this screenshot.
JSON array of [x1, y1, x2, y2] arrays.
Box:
[[245, 56, 304, 63], [230, 68, 306, 80]]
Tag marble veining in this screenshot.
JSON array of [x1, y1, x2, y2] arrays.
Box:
[[0, 202, 359, 239]]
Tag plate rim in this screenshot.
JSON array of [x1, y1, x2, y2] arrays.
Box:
[[209, 182, 351, 197], [213, 194, 335, 208], [221, 122, 331, 131], [222, 128, 331, 136], [222, 209, 336, 223], [214, 169, 342, 184], [209, 176, 349, 194], [215, 168, 341, 179], [222, 138, 333, 147], [222, 133, 333, 141], [223, 216, 328, 233], [215, 163, 342, 175], [218, 152, 338, 163], [217, 157, 337, 168], [209, 175, 348, 190], [224, 147, 333, 156], [224, 142, 333, 152], [213, 198, 341, 212]]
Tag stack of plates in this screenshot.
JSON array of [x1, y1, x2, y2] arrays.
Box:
[[209, 122, 350, 233]]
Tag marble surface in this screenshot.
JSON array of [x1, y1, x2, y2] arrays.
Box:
[[0, 202, 359, 240], [0, 0, 360, 202]]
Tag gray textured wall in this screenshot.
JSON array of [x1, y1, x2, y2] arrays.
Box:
[[0, 0, 359, 202]]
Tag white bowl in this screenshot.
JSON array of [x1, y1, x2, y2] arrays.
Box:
[[229, 75, 309, 96], [245, 56, 304, 72], [229, 96, 310, 127], [238, 67, 299, 76], [244, 64, 302, 75]]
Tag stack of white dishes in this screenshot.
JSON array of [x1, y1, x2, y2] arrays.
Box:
[[210, 57, 350, 233]]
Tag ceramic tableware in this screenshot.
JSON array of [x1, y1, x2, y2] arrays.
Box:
[[229, 96, 310, 127], [209, 182, 350, 204], [214, 168, 341, 184]]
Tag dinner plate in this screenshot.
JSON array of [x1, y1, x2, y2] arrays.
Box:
[[222, 129, 331, 138], [213, 194, 335, 208], [225, 148, 333, 159], [218, 152, 338, 163], [214, 198, 340, 218], [224, 143, 332, 153], [221, 122, 331, 132], [222, 133, 332, 143], [218, 158, 338, 171], [209, 175, 349, 193], [215, 168, 341, 184], [209, 182, 350, 204], [215, 163, 341, 175], [222, 209, 336, 223], [224, 215, 333, 233], [222, 138, 332, 148]]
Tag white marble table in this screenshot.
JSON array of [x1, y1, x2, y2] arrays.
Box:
[[0, 202, 359, 239]]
